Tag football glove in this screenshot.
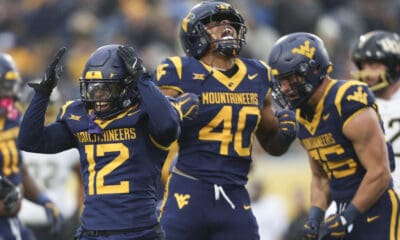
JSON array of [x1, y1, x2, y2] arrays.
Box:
[[302, 206, 324, 240], [276, 109, 297, 147], [320, 203, 360, 240], [0, 175, 21, 214], [37, 193, 64, 234], [173, 93, 200, 121], [29, 47, 66, 96], [117, 45, 145, 86]]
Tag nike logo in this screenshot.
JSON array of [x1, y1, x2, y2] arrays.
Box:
[[322, 113, 330, 120], [367, 215, 380, 223], [243, 204, 251, 210], [248, 73, 258, 80]]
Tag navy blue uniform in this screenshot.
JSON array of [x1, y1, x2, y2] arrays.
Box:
[[0, 110, 35, 240], [18, 77, 180, 240], [157, 56, 272, 240], [297, 79, 400, 239]]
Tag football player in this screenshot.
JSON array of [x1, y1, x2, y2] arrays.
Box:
[[268, 32, 399, 239], [352, 30, 400, 192], [0, 53, 63, 239], [17, 45, 199, 240], [156, 1, 296, 239]]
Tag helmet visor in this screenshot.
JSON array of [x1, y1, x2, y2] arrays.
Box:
[[80, 80, 122, 103]]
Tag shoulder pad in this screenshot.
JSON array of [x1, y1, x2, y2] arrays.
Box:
[[334, 80, 375, 120], [56, 100, 82, 121]]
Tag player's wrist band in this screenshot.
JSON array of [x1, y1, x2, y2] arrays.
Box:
[[36, 193, 51, 206], [342, 203, 361, 224], [309, 206, 325, 222]]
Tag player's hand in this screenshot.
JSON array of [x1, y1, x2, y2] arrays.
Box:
[[320, 213, 350, 239], [302, 206, 324, 240], [320, 203, 360, 239], [174, 93, 200, 121], [276, 109, 297, 146], [302, 218, 320, 240], [0, 176, 21, 216], [29, 47, 66, 96], [37, 194, 64, 234], [117, 45, 145, 85]]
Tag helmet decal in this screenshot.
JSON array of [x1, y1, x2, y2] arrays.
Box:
[[292, 40, 316, 59], [85, 71, 103, 79], [182, 13, 194, 33], [379, 38, 400, 55]]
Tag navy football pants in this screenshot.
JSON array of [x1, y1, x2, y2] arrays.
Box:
[[159, 173, 260, 240]]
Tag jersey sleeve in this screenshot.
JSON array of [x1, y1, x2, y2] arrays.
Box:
[[155, 56, 185, 94], [335, 81, 376, 127]]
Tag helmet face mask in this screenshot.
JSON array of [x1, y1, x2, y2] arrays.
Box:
[[80, 45, 140, 119], [180, 1, 247, 59], [205, 20, 247, 57], [352, 30, 400, 92], [271, 73, 311, 109], [81, 80, 124, 114], [268, 32, 332, 109], [352, 61, 390, 92]]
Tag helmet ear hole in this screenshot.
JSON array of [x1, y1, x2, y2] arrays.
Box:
[[298, 63, 308, 76], [309, 59, 316, 67], [188, 36, 198, 44], [123, 76, 134, 85]]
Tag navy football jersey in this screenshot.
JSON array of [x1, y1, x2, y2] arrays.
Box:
[[0, 111, 23, 185], [56, 100, 170, 230], [156, 56, 272, 186], [296, 79, 395, 201]]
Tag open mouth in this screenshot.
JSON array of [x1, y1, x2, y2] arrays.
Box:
[[222, 35, 234, 40], [286, 91, 299, 101], [95, 102, 111, 112]]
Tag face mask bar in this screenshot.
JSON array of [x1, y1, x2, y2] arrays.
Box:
[[80, 80, 122, 103], [351, 69, 390, 92], [203, 19, 247, 57]]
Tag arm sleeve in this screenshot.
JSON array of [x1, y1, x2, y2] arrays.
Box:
[[138, 73, 180, 147], [18, 91, 75, 153]]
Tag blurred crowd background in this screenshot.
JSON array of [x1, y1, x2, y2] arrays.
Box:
[[1, 0, 399, 239]]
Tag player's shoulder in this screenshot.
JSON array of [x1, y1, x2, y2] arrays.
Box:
[[238, 57, 273, 85], [331, 79, 375, 117], [333, 79, 372, 101], [156, 55, 193, 80], [238, 57, 271, 71], [57, 99, 86, 121]]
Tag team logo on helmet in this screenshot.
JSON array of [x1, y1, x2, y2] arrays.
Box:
[[292, 40, 316, 59]]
